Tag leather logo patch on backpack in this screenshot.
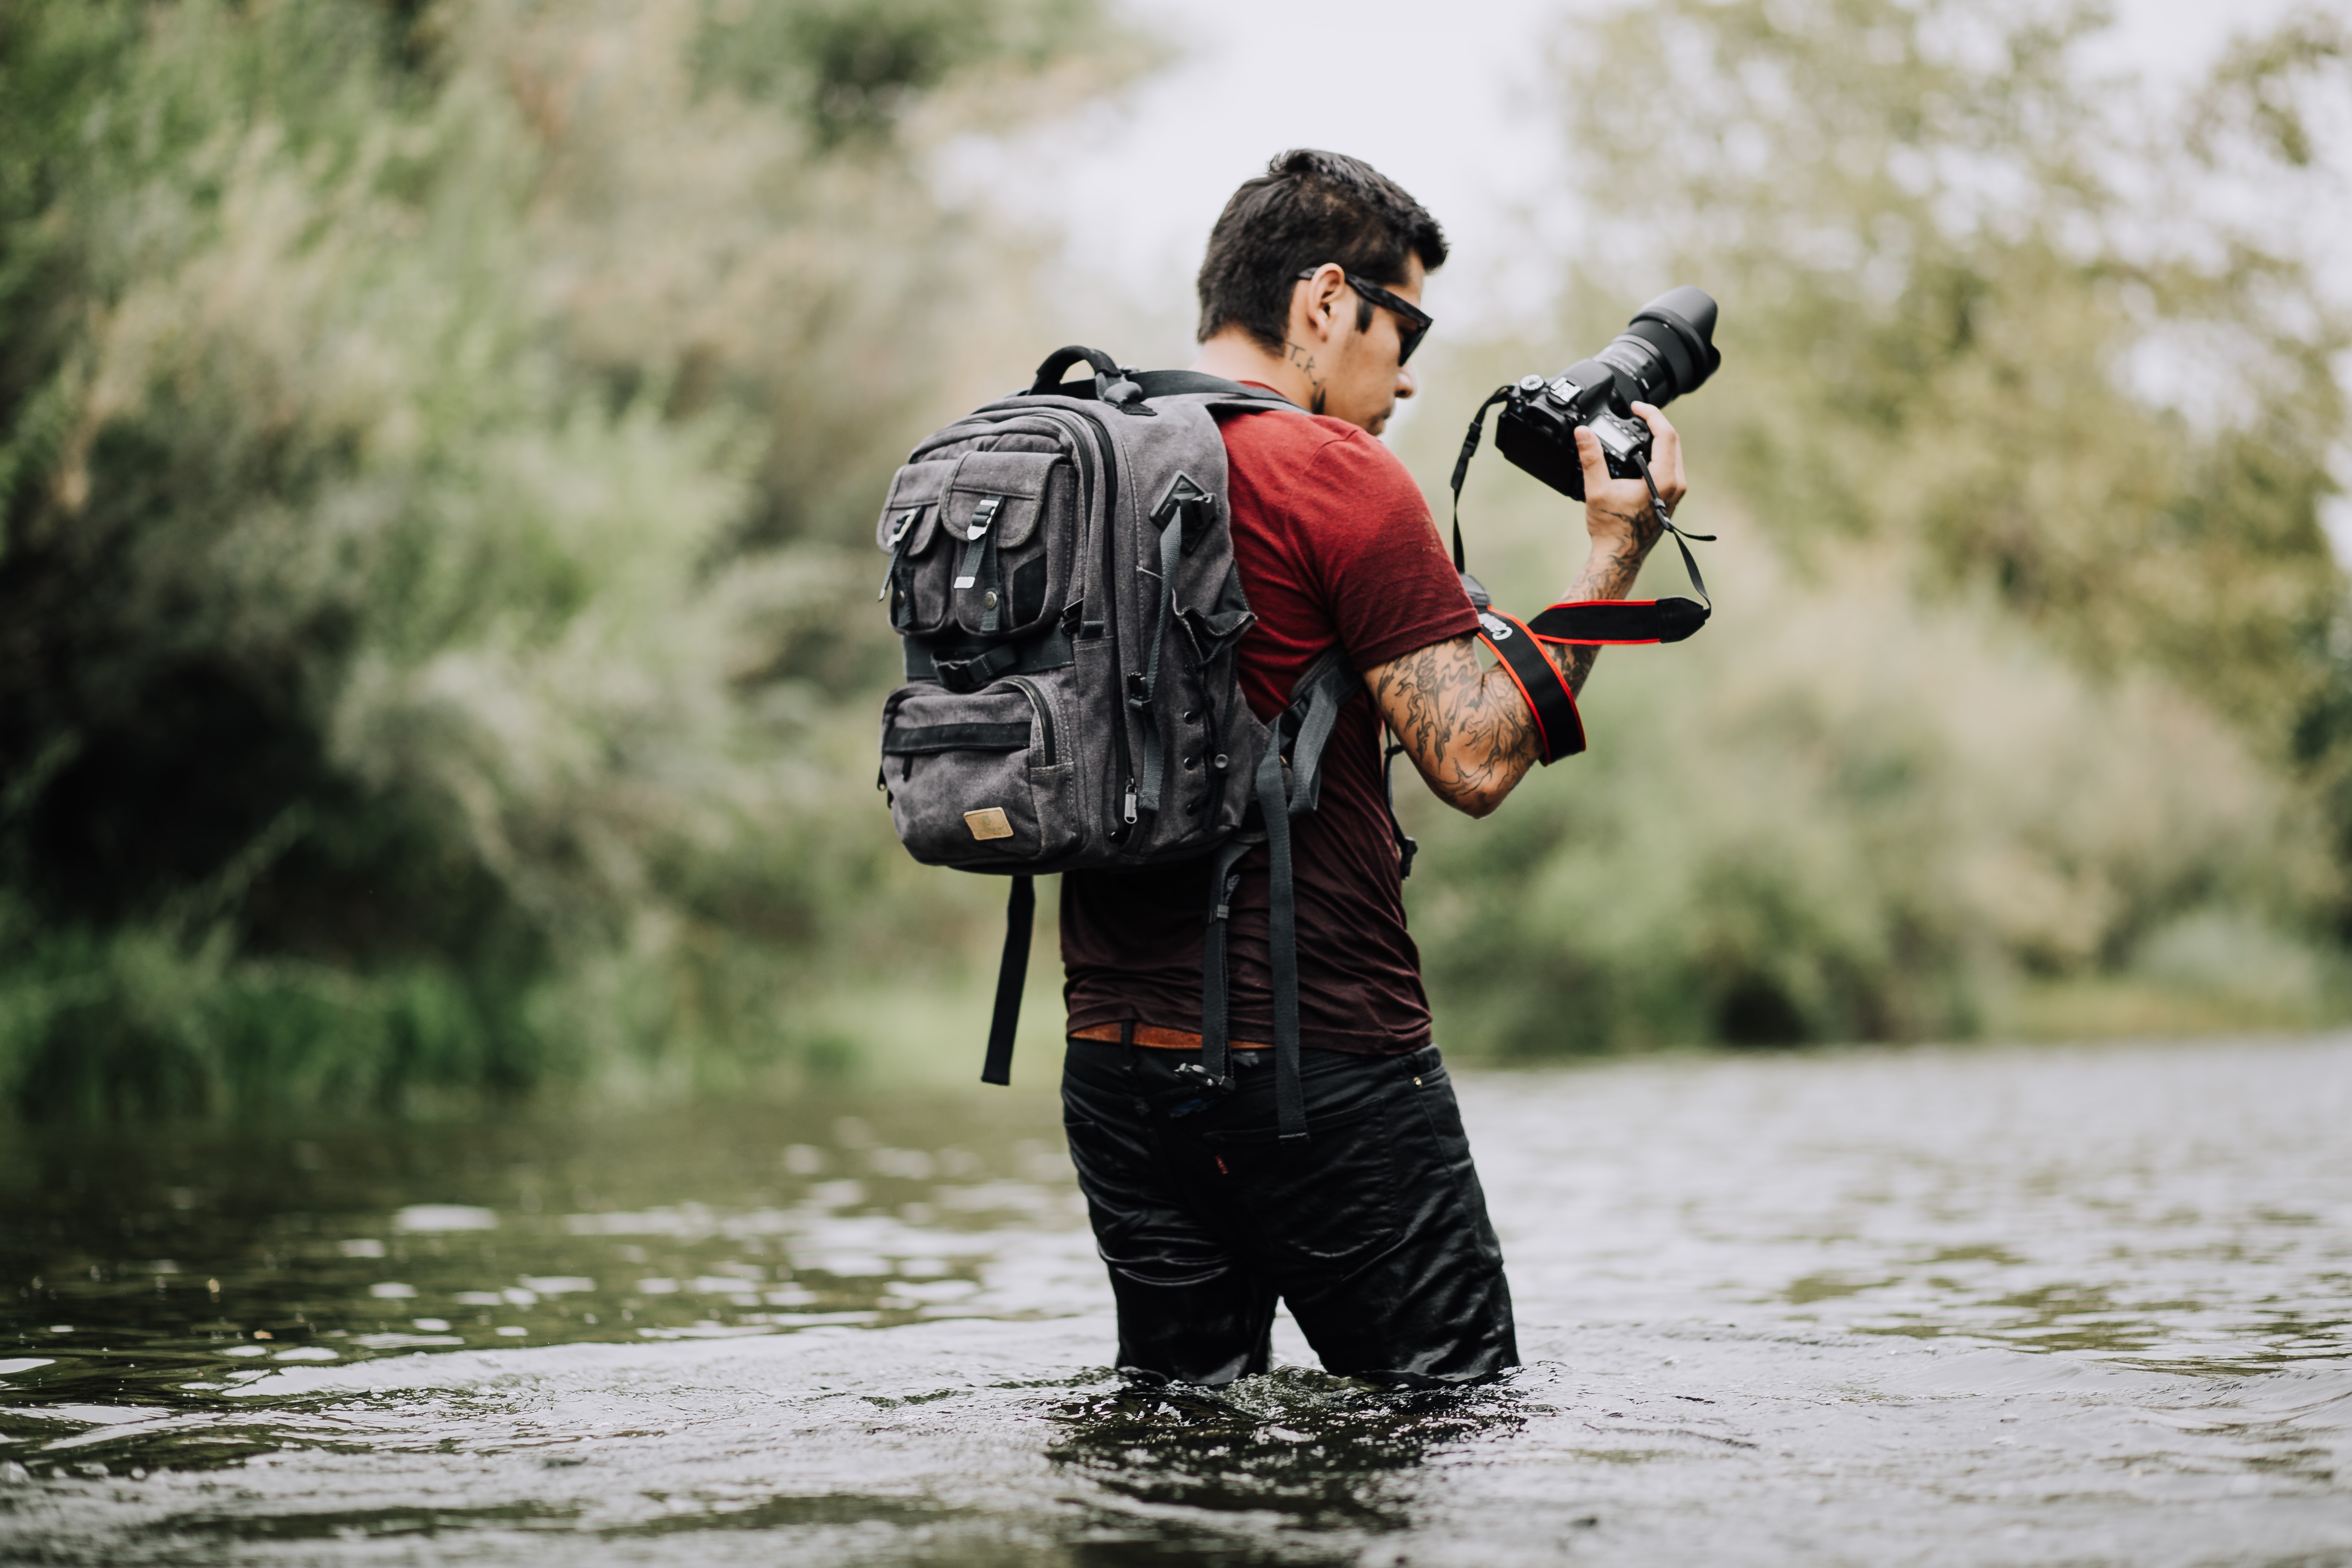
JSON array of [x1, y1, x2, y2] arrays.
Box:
[[964, 808, 1013, 841]]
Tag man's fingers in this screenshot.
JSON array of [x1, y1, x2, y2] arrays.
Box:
[[1630, 402, 1687, 505], [1574, 425, 1611, 492]]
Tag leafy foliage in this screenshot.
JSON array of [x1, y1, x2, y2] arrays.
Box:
[[1400, 0, 2349, 1047], [1, 0, 2341, 1114], [0, 0, 1130, 1116]]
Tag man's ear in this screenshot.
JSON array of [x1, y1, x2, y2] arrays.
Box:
[[1293, 263, 1348, 346]]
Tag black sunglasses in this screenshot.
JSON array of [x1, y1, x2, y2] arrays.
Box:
[[1295, 268, 1433, 364]]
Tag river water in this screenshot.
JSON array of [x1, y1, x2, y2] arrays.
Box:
[[2, 1033, 2348, 1565]]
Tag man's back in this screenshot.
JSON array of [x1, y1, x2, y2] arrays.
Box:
[[1059, 405, 1473, 1054]]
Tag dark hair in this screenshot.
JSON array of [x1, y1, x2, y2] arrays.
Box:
[[1194, 149, 1448, 352]]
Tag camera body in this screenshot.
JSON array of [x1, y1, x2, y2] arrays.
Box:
[[1493, 286, 1721, 501]]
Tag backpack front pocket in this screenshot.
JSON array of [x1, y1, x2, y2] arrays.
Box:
[[877, 462, 952, 635], [878, 450, 1074, 643], [937, 452, 1072, 640], [880, 680, 1078, 867]]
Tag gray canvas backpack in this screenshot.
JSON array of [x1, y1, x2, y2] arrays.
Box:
[[875, 346, 1364, 1141]]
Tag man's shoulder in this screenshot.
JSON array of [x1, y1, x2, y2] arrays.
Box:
[[1221, 407, 1420, 499]]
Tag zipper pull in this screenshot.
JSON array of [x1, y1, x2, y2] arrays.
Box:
[[1123, 779, 1138, 824]]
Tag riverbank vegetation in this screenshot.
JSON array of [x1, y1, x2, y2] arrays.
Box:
[[0, 0, 2343, 1118], [0, 0, 1136, 1115], [1403, 0, 2352, 1053]]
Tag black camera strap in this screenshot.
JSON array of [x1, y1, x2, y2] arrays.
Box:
[[1449, 388, 1511, 573], [1449, 387, 1715, 646]]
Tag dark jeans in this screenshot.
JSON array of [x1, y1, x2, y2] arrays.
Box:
[[1060, 1039, 1518, 1388]]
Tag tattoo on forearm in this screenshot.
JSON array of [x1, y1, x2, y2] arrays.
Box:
[[1370, 637, 1540, 812], [1544, 529, 1652, 695], [1374, 519, 1661, 814], [1550, 642, 1599, 694]]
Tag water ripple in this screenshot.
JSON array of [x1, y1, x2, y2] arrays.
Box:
[[2, 1035, 2349, 1564]]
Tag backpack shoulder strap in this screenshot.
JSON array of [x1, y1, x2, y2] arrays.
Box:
[[1131, 370, 1302, 409], [1243, 646, 1365, 1144], [1023, 364, 1306, 416], [1279, 646, 1359, 819]]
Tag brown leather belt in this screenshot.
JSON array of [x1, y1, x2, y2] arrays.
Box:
[[1070, 1022, 1271, 1051]]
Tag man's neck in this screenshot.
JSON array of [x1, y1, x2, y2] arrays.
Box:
[[1191, 330, 1317, 413]]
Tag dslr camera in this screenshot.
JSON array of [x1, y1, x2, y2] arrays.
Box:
[[1494, 286, 1721, 499]]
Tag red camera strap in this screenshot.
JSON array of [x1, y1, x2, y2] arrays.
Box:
[[1473, 608, 1586, 764]]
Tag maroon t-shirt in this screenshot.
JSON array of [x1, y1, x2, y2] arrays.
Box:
[[1059, 398, 1479, 1054]]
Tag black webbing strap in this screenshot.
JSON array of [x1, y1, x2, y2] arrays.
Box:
[[1185, 649, 1358, 1137], [1449, 387, 1512, 572], [1475, 608, 1586, 763], [952, 495, 1005, 635], [1130, 508, 1185, 815], [1130, 371, 1300, 406], [1029, 367, 1306, 419], [1028, 345, 1121, 394], [907, 625, 1074, 689], [1381, 736, 1418, 879], [1195, 834, 1255, 1093], [980, 874, 1035, 1086], [980, 526, 1004, 634], [1255, 742, 1306, 1144], [1283, 648, 1355, 817], [1265, 651, 1354, 1142], [879, 506, 925, 629]]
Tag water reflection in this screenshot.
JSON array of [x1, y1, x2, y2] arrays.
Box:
[[0, 1101, 1079, 1396], [2, 1035, 2349, 1565]]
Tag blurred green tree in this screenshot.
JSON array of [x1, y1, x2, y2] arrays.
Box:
[[0, 0, 1133, 1117], [1553, 0, 2347, 744], [1402, 0, 2349, 1051]]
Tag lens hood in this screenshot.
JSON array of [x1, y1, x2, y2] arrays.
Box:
[[1628, 287, 1721, 397]]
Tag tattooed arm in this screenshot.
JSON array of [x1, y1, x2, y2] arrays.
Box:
[[1364, 405, 1687, 818]]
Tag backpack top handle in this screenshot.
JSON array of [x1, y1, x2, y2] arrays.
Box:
[[1027, 345, 1124, 395]]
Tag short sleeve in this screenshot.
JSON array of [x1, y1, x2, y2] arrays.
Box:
[[1298, 432, 1479, 672]]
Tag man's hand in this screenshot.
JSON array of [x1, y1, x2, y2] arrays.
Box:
[[1579, 401, 1684, 571], [1550, 402, 1683, 692], [1362, 401, 1690, 821]]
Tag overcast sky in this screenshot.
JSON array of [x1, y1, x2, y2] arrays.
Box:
[[944, 0, 2335, 357]]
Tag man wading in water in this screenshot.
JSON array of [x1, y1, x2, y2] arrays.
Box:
[[1058, 150, 1689, 1386]]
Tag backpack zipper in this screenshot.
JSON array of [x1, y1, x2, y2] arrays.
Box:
[[1056, 406, 1139, 829], [1008, 676, 1057, 766]]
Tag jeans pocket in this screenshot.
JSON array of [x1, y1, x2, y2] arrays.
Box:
[[1203, 1097, 1400, 1269], [1403, 1066, 1504, 1268]]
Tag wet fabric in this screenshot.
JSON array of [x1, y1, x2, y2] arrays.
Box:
[[1061, 1039, 1517, 1388]]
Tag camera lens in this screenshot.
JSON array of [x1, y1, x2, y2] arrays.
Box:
[[1597, 288, 1721, 411]]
